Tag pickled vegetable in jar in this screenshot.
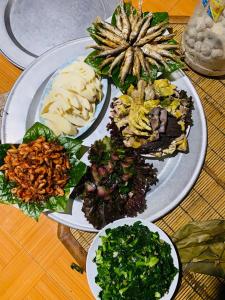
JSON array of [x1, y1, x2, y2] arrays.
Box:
[[182, 0, 225, 76]]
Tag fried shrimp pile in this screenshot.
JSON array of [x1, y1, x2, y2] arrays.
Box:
[[0, 137, 70, 202]]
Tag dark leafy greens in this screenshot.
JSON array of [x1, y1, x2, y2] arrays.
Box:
[[0, 122, 87, 220], [76, 137, 158, 229], [95, 221, 178, 300]]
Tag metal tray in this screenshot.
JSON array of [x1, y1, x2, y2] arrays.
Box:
[[1, 37, 207, 232], [0, 0, 119, 69]]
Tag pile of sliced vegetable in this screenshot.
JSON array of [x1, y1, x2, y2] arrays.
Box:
[[94, 221, 178, 300], [41, 59, 102, 136]]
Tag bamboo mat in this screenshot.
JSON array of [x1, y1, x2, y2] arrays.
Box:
[[0, 23, 224, 299], [69, 23, 225, 299]]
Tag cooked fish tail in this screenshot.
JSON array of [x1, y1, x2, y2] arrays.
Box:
[[157, 43, 179, 50], [143, 47, 170, 70], [145, 59, 151, 74], [154, 33, 176, 42], [145, 57, 160, 69], [120, 1, 131, 40], [99, 19, 124, 38], [131, 10, 140, 31], [136, 13, 153, 42], [129, 4, 134, 25], [141, 45, 163, 61], [99, 57, 115, 69], [134, 26, 166, 46], [119, 47, 133, 83], [129, 16, 146, 43], [115, 8, 123, 31], [92, 34, 118, 48], [109, 51, 126, 75], [138, 0, 143, 17], [133, 50, 141, 79], [96, 45, 128, 58], [135, 47, 147, 73], [156, 49, 178, 61], [146, 20, 168, 35], [85, 44, 111, 51], [97, 26, 126, 45]]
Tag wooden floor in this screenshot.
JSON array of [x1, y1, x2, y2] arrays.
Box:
[[0, 1, 198, 299]]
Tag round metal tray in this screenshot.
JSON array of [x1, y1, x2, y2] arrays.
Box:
[[0, 0, 119, 69], [1, 37, 207, 232]]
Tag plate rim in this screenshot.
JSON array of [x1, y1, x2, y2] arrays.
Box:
[[86, 217, 180, 300]]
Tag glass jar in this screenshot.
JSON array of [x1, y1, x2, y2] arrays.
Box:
[[182, 1, 225, 76]]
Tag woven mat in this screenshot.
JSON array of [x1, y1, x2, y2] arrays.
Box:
[[70, 24, 225, 299], [0, 24, 224, 299]]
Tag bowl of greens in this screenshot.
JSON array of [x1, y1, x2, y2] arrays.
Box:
[[87, 218, 179, 300]]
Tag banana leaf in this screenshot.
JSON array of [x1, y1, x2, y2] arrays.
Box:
[[172, 220, 225, 279]]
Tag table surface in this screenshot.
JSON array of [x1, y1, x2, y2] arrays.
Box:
[[0, 1, 214, 299]]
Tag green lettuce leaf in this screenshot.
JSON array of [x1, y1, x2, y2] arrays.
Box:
[[0, 144, 11, 165], [151, 12, 169, 26], [87, 26, 102, 45], [84, 50, 110, 76], [163, 60, 185, 77], [111, 3, 133, 27], [111, 65, 137, 94], [18, 201, 45, 221], [0, 171, 17, 205], [141, 66, 158, 83], [23, 122, 56, 143], [58, 136, 87, 188], [58, 136, 86, 160], [0, 122, 87, 220]]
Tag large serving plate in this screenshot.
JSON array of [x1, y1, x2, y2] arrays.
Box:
[[0, 0, 119, 69], [1, 38, 207, 232], [87, 218, 180, 300]]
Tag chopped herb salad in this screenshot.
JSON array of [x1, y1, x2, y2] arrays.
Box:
[[93, 221, 178, 300]]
